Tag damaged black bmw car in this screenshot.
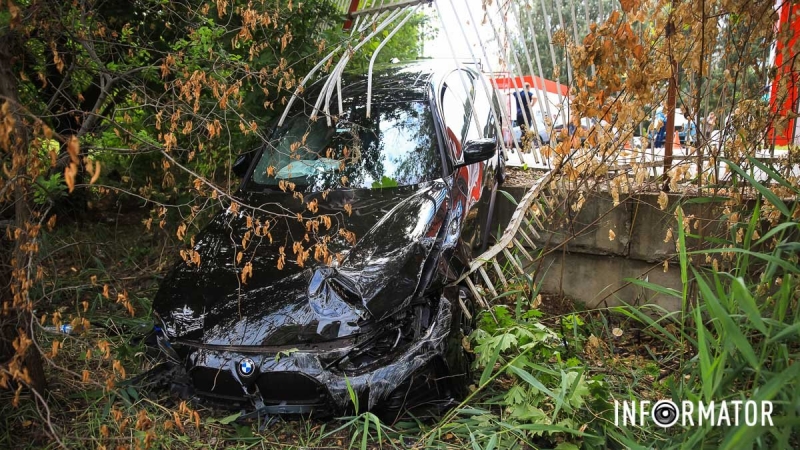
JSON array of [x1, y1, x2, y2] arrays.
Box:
[[150, 62, 505, 419]]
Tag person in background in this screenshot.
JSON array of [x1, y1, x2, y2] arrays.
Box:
[[684, 119, 697, 145], [652, 103, 667, 147], [514, 82, 537, 131]]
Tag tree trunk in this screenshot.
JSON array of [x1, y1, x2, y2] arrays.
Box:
[[0, 32, 48, 395]]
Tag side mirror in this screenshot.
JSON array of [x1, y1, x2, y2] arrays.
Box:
[[456, 138, 497, 168], [232, 151, 255, 178]]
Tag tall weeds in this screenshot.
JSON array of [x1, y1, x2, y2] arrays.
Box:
[[612, 157, 799, 448]]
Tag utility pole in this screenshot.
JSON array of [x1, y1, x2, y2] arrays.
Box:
[[663, 4, 678, 182]]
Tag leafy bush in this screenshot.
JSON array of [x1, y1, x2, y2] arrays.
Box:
[[33, 173, 66, 206]]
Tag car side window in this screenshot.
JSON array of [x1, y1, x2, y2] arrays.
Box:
[[441, 70, 477, 159], [472, 78, 496, 140]]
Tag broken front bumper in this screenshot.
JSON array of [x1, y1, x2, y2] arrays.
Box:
[[161, 297, 454, 415]]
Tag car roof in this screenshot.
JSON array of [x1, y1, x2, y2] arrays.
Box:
[[339, 64, 435, 102], [303, 60, 483, 106]]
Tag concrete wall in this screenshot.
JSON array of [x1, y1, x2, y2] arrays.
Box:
[[493, 186, 730, 310]]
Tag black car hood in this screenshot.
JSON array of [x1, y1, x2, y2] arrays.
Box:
[[153, 180, 451, 347]]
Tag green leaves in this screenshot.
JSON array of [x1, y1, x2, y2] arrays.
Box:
[[350, 11, 431, 71], [463, 302, 595, 447], [33, 173, 66, 205], [345, 376, 359, 414], [370, 176, 399, 189], [722, 158, 791, 217], [694, 269, 759, 368], [204, 412, 241, 425], [509, 365, 562, 408], [478, 332, 508, 386], [559, 371, 590, 409]]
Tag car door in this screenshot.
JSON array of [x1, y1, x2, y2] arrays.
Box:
[[439, 68, 500, 253]]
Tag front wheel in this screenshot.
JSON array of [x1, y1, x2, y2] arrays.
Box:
[[373, 289, 476, 423], [446, 287, 476, 397]]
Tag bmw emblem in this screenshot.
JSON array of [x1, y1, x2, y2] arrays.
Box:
[[237, 358, 256, 377]]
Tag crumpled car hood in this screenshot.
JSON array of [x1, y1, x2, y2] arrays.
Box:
[[153, 180, 451, 347]]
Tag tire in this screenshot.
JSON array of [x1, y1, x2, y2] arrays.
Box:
[[373, 359, 452, 424], [444, 287, 476, 399], [373, 290, 476, 424]]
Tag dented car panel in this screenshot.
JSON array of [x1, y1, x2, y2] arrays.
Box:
[[168, 296, 453, 412], [152, 63, 501, 415]]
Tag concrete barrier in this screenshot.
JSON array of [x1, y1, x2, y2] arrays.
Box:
[[492, 186, 732, 310]]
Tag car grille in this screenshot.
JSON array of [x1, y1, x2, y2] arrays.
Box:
[[256, 372, 328, 405], [191, 367, 246, 400], [190, 368, 330, 408]]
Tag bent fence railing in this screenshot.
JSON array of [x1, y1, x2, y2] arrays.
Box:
[[454, 171, 555, 310]]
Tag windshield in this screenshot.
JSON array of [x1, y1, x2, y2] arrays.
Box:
[[248, 99, 441, 192]]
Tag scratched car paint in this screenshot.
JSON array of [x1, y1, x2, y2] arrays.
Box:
[[150, 63, 503, 418]]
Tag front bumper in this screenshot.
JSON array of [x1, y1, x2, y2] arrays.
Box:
[[163, 297, 454, 414]]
